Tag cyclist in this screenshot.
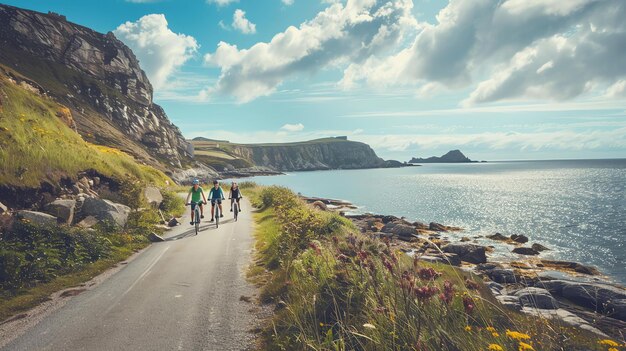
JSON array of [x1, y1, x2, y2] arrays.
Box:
[[185, 179, 207, 225], [208, 180, 225, 222], [229, 182, 243, 212]]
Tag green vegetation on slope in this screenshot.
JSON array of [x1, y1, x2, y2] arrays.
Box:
[[0, 71, 169, 188], [248, 185, 616, 351]]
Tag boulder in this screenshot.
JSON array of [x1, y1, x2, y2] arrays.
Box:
[[606, 299, 626, 321], [16, 210, 57, 227], [429, 222, 449, 231], [44, 199, 76, 225], [510, 234, 529, 243], [522, 308, 608, 337], [144, 186, 163, 207], [442, 243, 487, 264], [82, 198, 131, 227], [148, 232, 165, 242], [536, 280, 570, 295], [0, 201, 7, 214], [561, 283, 626, 312], [487, 269, 517, 284], [496, 295, 522, 311], [531, 243, 550, 252], [487, 233, 508, 241], [512, 247, 540, 255], [514, 287, 559, 309], [77, 216, 99, 229], [390, 224, 417, 237], [540, 260, 600, 275]]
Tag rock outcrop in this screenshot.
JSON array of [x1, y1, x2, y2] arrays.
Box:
[[0, 4, 191, 168], [81, 197, 130, 227], [225, 137, 403, 172], [409, 150, 475, 163]]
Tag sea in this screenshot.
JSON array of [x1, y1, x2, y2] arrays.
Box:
[[236, 159, 626, 285]]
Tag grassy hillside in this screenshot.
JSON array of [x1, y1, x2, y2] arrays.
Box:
[[0, 69, 169, 188], [247, 185, 619, 351]]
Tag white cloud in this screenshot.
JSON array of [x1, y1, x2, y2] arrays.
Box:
[[232, 9, 256, 34], [343, 0, 626, 105], [206, 0, 238, 6], [282, 0, 294, 5], [202, 0, 417, 102], [114, 14, 198, 90], [280, 123, 304, 132]]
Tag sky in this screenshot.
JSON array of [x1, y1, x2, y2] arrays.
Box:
[[4, 0, 626, 161]]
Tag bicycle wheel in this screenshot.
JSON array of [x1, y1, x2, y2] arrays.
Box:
[[215, 203, 219, 228], [233, 202, 238, 221], [195, 208, 200, 235]]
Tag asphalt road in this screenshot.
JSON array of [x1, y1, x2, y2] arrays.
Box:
[[2, 200, 258, 351]]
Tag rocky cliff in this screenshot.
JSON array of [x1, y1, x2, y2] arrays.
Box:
[[193, 137, 404, 172], [409, 150, 475, 163], [0, 4, 191, 168]]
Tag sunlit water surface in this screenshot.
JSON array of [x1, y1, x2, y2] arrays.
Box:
[[238, 160, 626, 284]]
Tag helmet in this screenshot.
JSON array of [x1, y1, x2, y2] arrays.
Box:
[[192, 179, 200, 185]]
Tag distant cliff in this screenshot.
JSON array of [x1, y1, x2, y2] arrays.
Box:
[[192, 137, 406, 173], [409, 150, 475, 163], [0, 4, 191, 169]]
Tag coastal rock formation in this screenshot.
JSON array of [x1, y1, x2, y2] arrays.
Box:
[[228, 137, 400, 171], [409, 150, 475, 163], [16, 210, 58, 226], [0, 4, 191, 168]]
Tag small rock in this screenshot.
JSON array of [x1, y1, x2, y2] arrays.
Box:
[[531, 243, 550, 252], [510, 234, 529, 243], [0, 201, 8, 214], [429, 222, 449, 231], [512, 247, 540, 255], [487, 233, 508, 241], [418, 253, 461, 266], [148, 232, 165, 242], [168, 217, 179, 227], [76, 216, 99, 228], [390, 224, 417, 237], [93, 176, 101, 186], [16, 210, 57, 227], [460, 237, 470, 242]]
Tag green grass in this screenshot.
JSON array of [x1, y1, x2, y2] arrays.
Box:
[[0, 73, 170, 187], [247, 185, 619, 351]]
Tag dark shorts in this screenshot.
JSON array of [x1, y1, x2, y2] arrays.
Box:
[[190, 202, 203, 211], [211, 199, 222, 205]]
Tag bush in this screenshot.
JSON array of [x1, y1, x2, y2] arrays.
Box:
[[0, 220, 111, 295], [161, 190, 185, 218]]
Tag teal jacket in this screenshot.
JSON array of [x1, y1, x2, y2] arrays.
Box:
[[208, 186, 225, 200]]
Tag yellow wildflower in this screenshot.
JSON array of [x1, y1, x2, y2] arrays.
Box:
[[518, 342, 534, 351], [488, 344, 504, 351], [465, 326, 472, 332], [492, 332, 500, 337], [506, 330, 531, 340], [599, 340, 619, 347], [486, 326, 496, 332], [608, 348, 618, 351]]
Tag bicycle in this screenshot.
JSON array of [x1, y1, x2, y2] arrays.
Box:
[[187, 201, 205, 235], [229, 197, 242, 222]]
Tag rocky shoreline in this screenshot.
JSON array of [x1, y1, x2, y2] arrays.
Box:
[[302, 195, 626, 338]]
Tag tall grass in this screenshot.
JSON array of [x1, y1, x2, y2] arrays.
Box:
[[250, 186, 619, 351]]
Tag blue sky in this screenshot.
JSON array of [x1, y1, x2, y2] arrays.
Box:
[[4, 0, 626, 161]]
